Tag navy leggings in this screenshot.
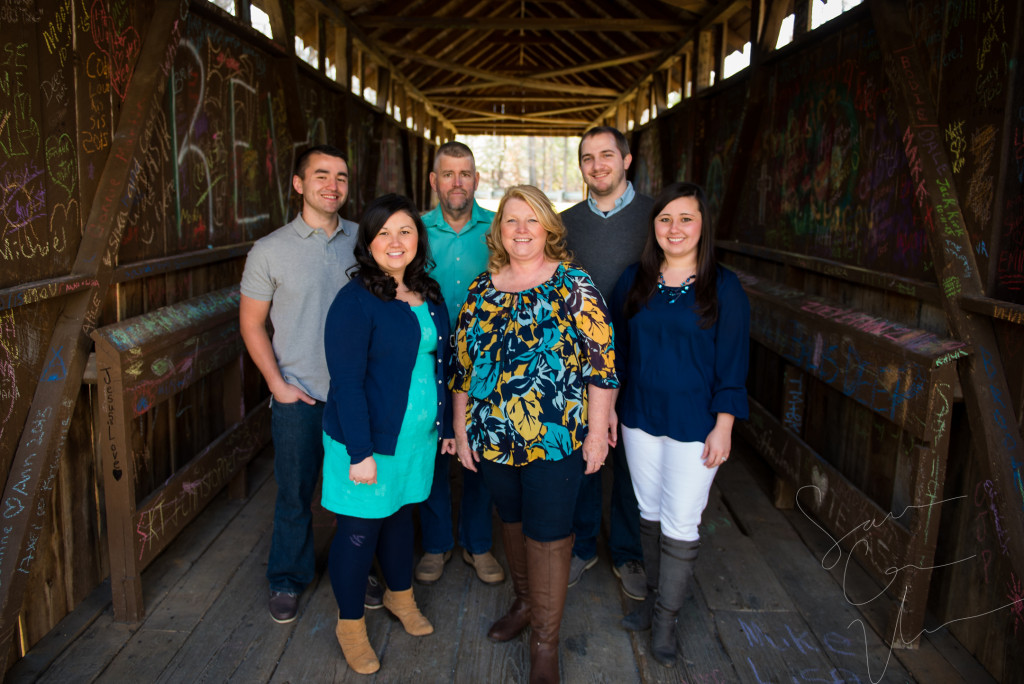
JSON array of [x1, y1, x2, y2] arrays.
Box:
[[329, 504, 415, 619], [478, 452, 584, 542]]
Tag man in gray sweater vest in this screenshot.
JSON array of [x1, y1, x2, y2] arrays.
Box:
[[561, 127, 651, 600]]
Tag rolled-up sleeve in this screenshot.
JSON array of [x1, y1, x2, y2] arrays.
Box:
[[710, 273, 750, 419]]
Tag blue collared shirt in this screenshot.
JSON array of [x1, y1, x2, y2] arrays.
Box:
[[587, 181, 636, 218], [422, 201, 496, 330]]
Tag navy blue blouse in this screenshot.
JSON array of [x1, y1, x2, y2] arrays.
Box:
[[610, 263, 750, 443], [323, 277, 453, 463]]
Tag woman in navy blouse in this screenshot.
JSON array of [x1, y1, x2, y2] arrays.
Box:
[[610, 182, 749, 667], [322, 194, 454, 675]]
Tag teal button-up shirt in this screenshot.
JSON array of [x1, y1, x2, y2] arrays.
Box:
[[423, 201, 496, 330]]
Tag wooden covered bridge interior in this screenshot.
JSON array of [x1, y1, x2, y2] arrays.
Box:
[[1, 0, 1022, 681]]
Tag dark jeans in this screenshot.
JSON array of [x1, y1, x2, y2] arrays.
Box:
[[267, 399, 324, 594], [419, 445, 495, 555], [571, 432, 643, 566], [329, 505, 415, 619], [479, 452, 583, 542]]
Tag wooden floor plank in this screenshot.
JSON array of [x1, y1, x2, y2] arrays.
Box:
[[265, 569, 359, 683], [448, 544, 530, 683], [715, 609, 842, 683], [715, 447, 917, 683], [697, 488, 793, 614], [97, 468, 280, 681], [153, 507, 277, 681], [24, 456, 274, 684], [560, 545, 642, 683], [16, 448, 997, 684], [783, 497, 988, 684]]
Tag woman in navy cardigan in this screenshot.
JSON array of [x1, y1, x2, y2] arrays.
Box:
[[610, 182, 749, 667], [322, 194, 454, 675]]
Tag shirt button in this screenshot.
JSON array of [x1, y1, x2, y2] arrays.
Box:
[[456, 280, 461, 284], [456, 257, 460, 261]]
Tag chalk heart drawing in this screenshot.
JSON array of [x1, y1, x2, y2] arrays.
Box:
[[4, 497, 24, 518], [49, 199, 79, 254], [45, 133, 77, 196], [90, 0, 141, 101], [810, 465, 828, 506]]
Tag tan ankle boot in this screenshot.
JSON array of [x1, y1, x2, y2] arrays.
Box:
[[335, 617, 380, 674], [383, 588, 434, 636]]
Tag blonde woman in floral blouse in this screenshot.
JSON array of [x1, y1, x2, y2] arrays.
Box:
[[451, 184, 618, 684]]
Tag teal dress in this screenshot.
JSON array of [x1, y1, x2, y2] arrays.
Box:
[[322, 303, 438, 518]]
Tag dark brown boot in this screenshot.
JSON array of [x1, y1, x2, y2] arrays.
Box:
[[488, 522, 531, 642], [525, 535, 573, 684]]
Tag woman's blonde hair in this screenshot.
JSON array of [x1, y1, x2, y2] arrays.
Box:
[[486, 185, 571, 273]]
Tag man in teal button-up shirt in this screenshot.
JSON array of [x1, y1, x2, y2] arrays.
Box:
[[417, 142, 505, 587]]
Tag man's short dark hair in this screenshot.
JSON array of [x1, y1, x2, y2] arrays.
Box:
[[295, 144, 347, 178], [578, 126, 630, 163], [433, 141, 475, 173]]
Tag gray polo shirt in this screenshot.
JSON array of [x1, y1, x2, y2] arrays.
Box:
[[240, 214, 358, 401]]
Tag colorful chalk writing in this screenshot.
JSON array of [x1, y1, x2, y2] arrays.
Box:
[[90, 0, 140, 101]]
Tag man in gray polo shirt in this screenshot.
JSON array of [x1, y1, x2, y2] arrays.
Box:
[[240, 144, 358, 624]]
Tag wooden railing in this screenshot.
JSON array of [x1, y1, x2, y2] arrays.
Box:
[[732, 266, 965, 648], [91, 285, 269, 621]]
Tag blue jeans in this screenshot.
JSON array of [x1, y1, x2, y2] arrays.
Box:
[[479, 453, 583, 542], [267, 399, 324, 594], [419, 446, 494, 554], [571, 431, 643, 565]]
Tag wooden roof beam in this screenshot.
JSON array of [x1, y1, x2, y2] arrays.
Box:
[[379, 46, 620, 96], [303, 0, 458, 136], [591, 0, 747, 125], [357, 17, 688, 31], [532, 49, 662, 79]]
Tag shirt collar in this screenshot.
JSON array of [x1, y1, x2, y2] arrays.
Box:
[[290, 213, 349, 239], [587, 181, 635, 218], [430, 201, 490, 233]]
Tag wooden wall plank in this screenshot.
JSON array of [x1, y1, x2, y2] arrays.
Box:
[[0, 0, 190, 669], [868, 0, 1024, 592]]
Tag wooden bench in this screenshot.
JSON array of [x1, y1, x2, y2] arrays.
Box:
[[91, 285, 270, 621], [731, 267, 966, 648]]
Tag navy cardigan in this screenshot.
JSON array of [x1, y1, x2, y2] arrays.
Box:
[[323, 277, 453, 464]]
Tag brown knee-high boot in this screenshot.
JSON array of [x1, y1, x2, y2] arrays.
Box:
[[525, 535, 573, 684], [488, 522, 531, 641]]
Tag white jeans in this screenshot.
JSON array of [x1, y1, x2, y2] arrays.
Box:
[[621, 426, 719, 542]]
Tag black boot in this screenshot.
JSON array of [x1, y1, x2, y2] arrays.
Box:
[[621, 517, 661, 631], [650, 537, 700, 667]]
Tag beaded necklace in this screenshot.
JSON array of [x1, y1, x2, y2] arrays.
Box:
[[657, 272, 696, 304]]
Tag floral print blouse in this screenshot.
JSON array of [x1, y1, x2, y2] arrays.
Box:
[[451, 261, 618, 466]]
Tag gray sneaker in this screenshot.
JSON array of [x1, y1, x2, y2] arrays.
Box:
[[613, 560, 647, 600], [567, 554, 598, 588], [269, 590, 298, 623]]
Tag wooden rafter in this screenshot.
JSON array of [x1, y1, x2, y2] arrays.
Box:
[[357, 17, 689, 31]]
